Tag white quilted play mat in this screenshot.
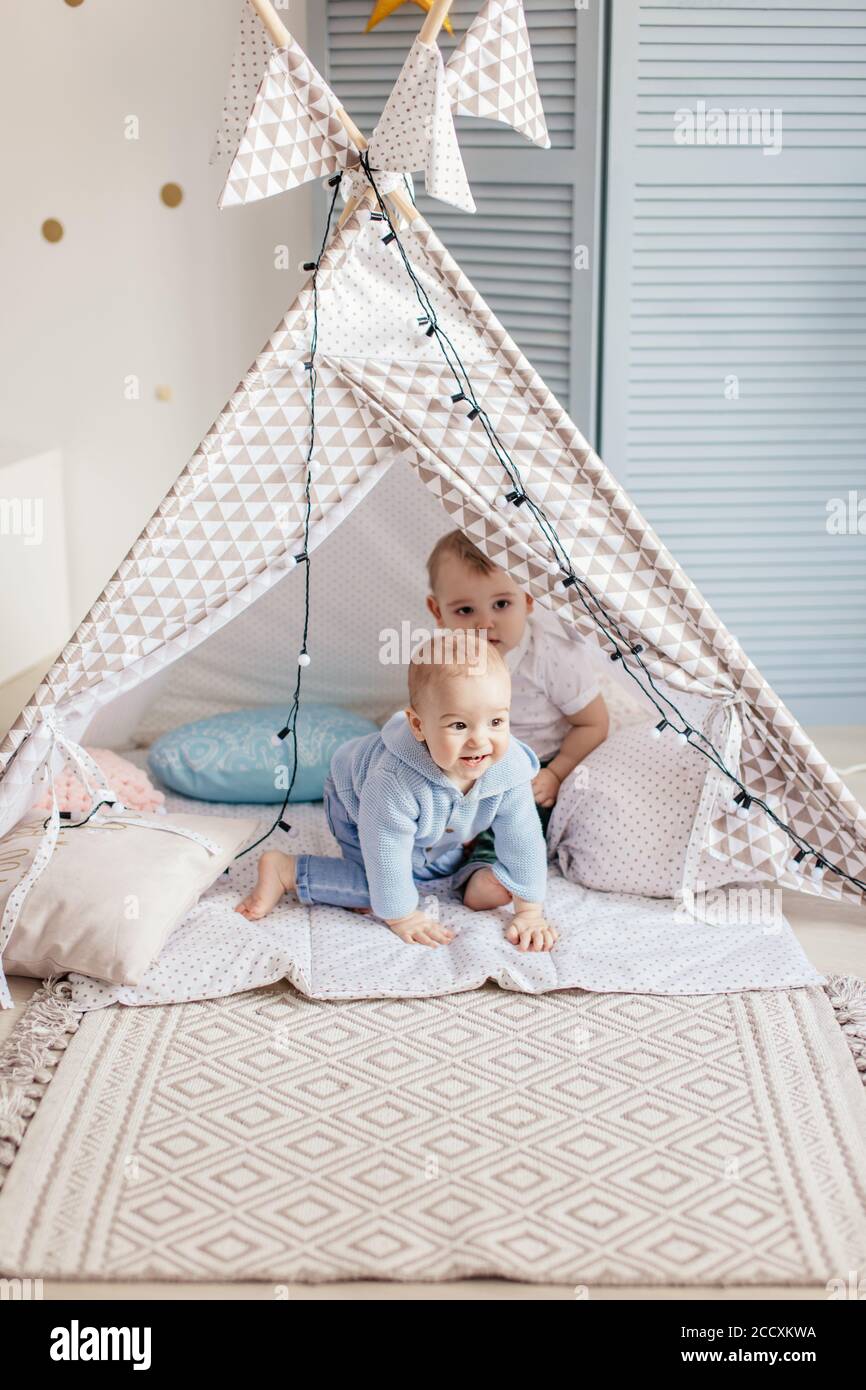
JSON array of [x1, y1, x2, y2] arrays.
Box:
[[66, 770, 824, 1012]]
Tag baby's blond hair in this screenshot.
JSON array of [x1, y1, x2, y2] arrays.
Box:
[[408, 632, 509, 710]]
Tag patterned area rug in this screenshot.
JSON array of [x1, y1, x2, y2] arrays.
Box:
[[1, 978, 865, 1285]]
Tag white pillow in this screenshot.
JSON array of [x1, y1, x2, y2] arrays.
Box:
[[547, 718, 762, 899], [1, 812, 260, 985]]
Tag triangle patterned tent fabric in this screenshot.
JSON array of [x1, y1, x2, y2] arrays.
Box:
[[445, 0, 551, 150], [210, 0, 275, 165], [219, 38, 361, 207], [2, 211, 864, 921]]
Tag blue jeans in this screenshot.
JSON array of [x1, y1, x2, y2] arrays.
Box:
[[295, 777, 470, 913]]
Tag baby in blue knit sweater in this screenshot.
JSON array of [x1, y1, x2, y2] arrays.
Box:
[[235, 639, 555, 952]]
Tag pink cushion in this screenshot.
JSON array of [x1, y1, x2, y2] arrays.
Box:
[[32, 748, 165, 816]]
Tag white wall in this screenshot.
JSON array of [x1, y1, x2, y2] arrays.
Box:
[[0, 0, 312, 727]]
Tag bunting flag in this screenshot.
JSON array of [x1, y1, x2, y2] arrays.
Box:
[[368, 37, 475, 213], [445, 0, 551, 150], [219, 39, 362, 208], [210, 0, 274, 166]]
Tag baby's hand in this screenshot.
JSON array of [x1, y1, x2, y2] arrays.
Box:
[[384, 909, 456, 948], [506, 907, 558, 953], [532, 767, 561, 809]]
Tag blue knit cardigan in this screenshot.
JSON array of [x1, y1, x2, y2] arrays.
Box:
[[328, 711, 548, 920]]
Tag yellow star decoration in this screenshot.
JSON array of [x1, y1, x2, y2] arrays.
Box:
[[366, 1, 454, 37]]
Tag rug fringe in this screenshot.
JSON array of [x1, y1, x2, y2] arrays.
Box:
[[0, 977, 83, 1185], [823, 974, 866, 1085]]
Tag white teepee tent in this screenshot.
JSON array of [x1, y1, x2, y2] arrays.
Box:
[[0, 0, 863, 1007]]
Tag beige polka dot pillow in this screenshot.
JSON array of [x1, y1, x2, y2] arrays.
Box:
[[547, 717, 752, 899]]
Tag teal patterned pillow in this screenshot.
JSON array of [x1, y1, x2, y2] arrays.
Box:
[[147, 704, 378, 804]]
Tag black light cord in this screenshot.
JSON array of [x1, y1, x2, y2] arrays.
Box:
[[43, 797, 117, 832], [234, 173, 344, 861], [356, 155, 866, 895]]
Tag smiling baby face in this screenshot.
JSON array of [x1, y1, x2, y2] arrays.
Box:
[[405, 640, 512, 789]]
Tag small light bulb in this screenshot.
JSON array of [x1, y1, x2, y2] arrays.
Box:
[[298, 652, 311, 667]]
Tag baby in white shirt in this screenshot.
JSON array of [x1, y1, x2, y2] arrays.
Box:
[[425, 529, 609, 909]]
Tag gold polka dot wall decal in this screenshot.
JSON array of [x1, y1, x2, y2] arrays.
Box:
[[64, 0, 85, 7], [41, 218, 64, 243], [155, 385, 173, 402], [160, 183, 183, 208]]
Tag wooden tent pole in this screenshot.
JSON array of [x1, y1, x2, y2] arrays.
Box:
[[249, 0, 289, 46], [419, 0, 454, 46], [338, 0, 455, 227], [247, 0, 422, 227]]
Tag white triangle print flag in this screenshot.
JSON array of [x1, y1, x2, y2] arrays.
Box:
[[368, 37, 476, 214], [445, 0, 551, 150], [210, 0, 274, 166], [219, 38, 361, 208]]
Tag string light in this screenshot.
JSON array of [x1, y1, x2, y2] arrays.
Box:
[[496, 490, 527, 511], [234, 174, 344, 862], [788, 848, 808, 875]]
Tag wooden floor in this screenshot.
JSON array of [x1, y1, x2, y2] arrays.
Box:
[[2, 725, 864, 1301]]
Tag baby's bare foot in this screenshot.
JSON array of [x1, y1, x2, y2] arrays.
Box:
[[235, 850, 296, 920]]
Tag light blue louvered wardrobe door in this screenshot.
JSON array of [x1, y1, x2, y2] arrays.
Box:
[[601, 0, 866, 725], [310, 0, 605, 432]]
